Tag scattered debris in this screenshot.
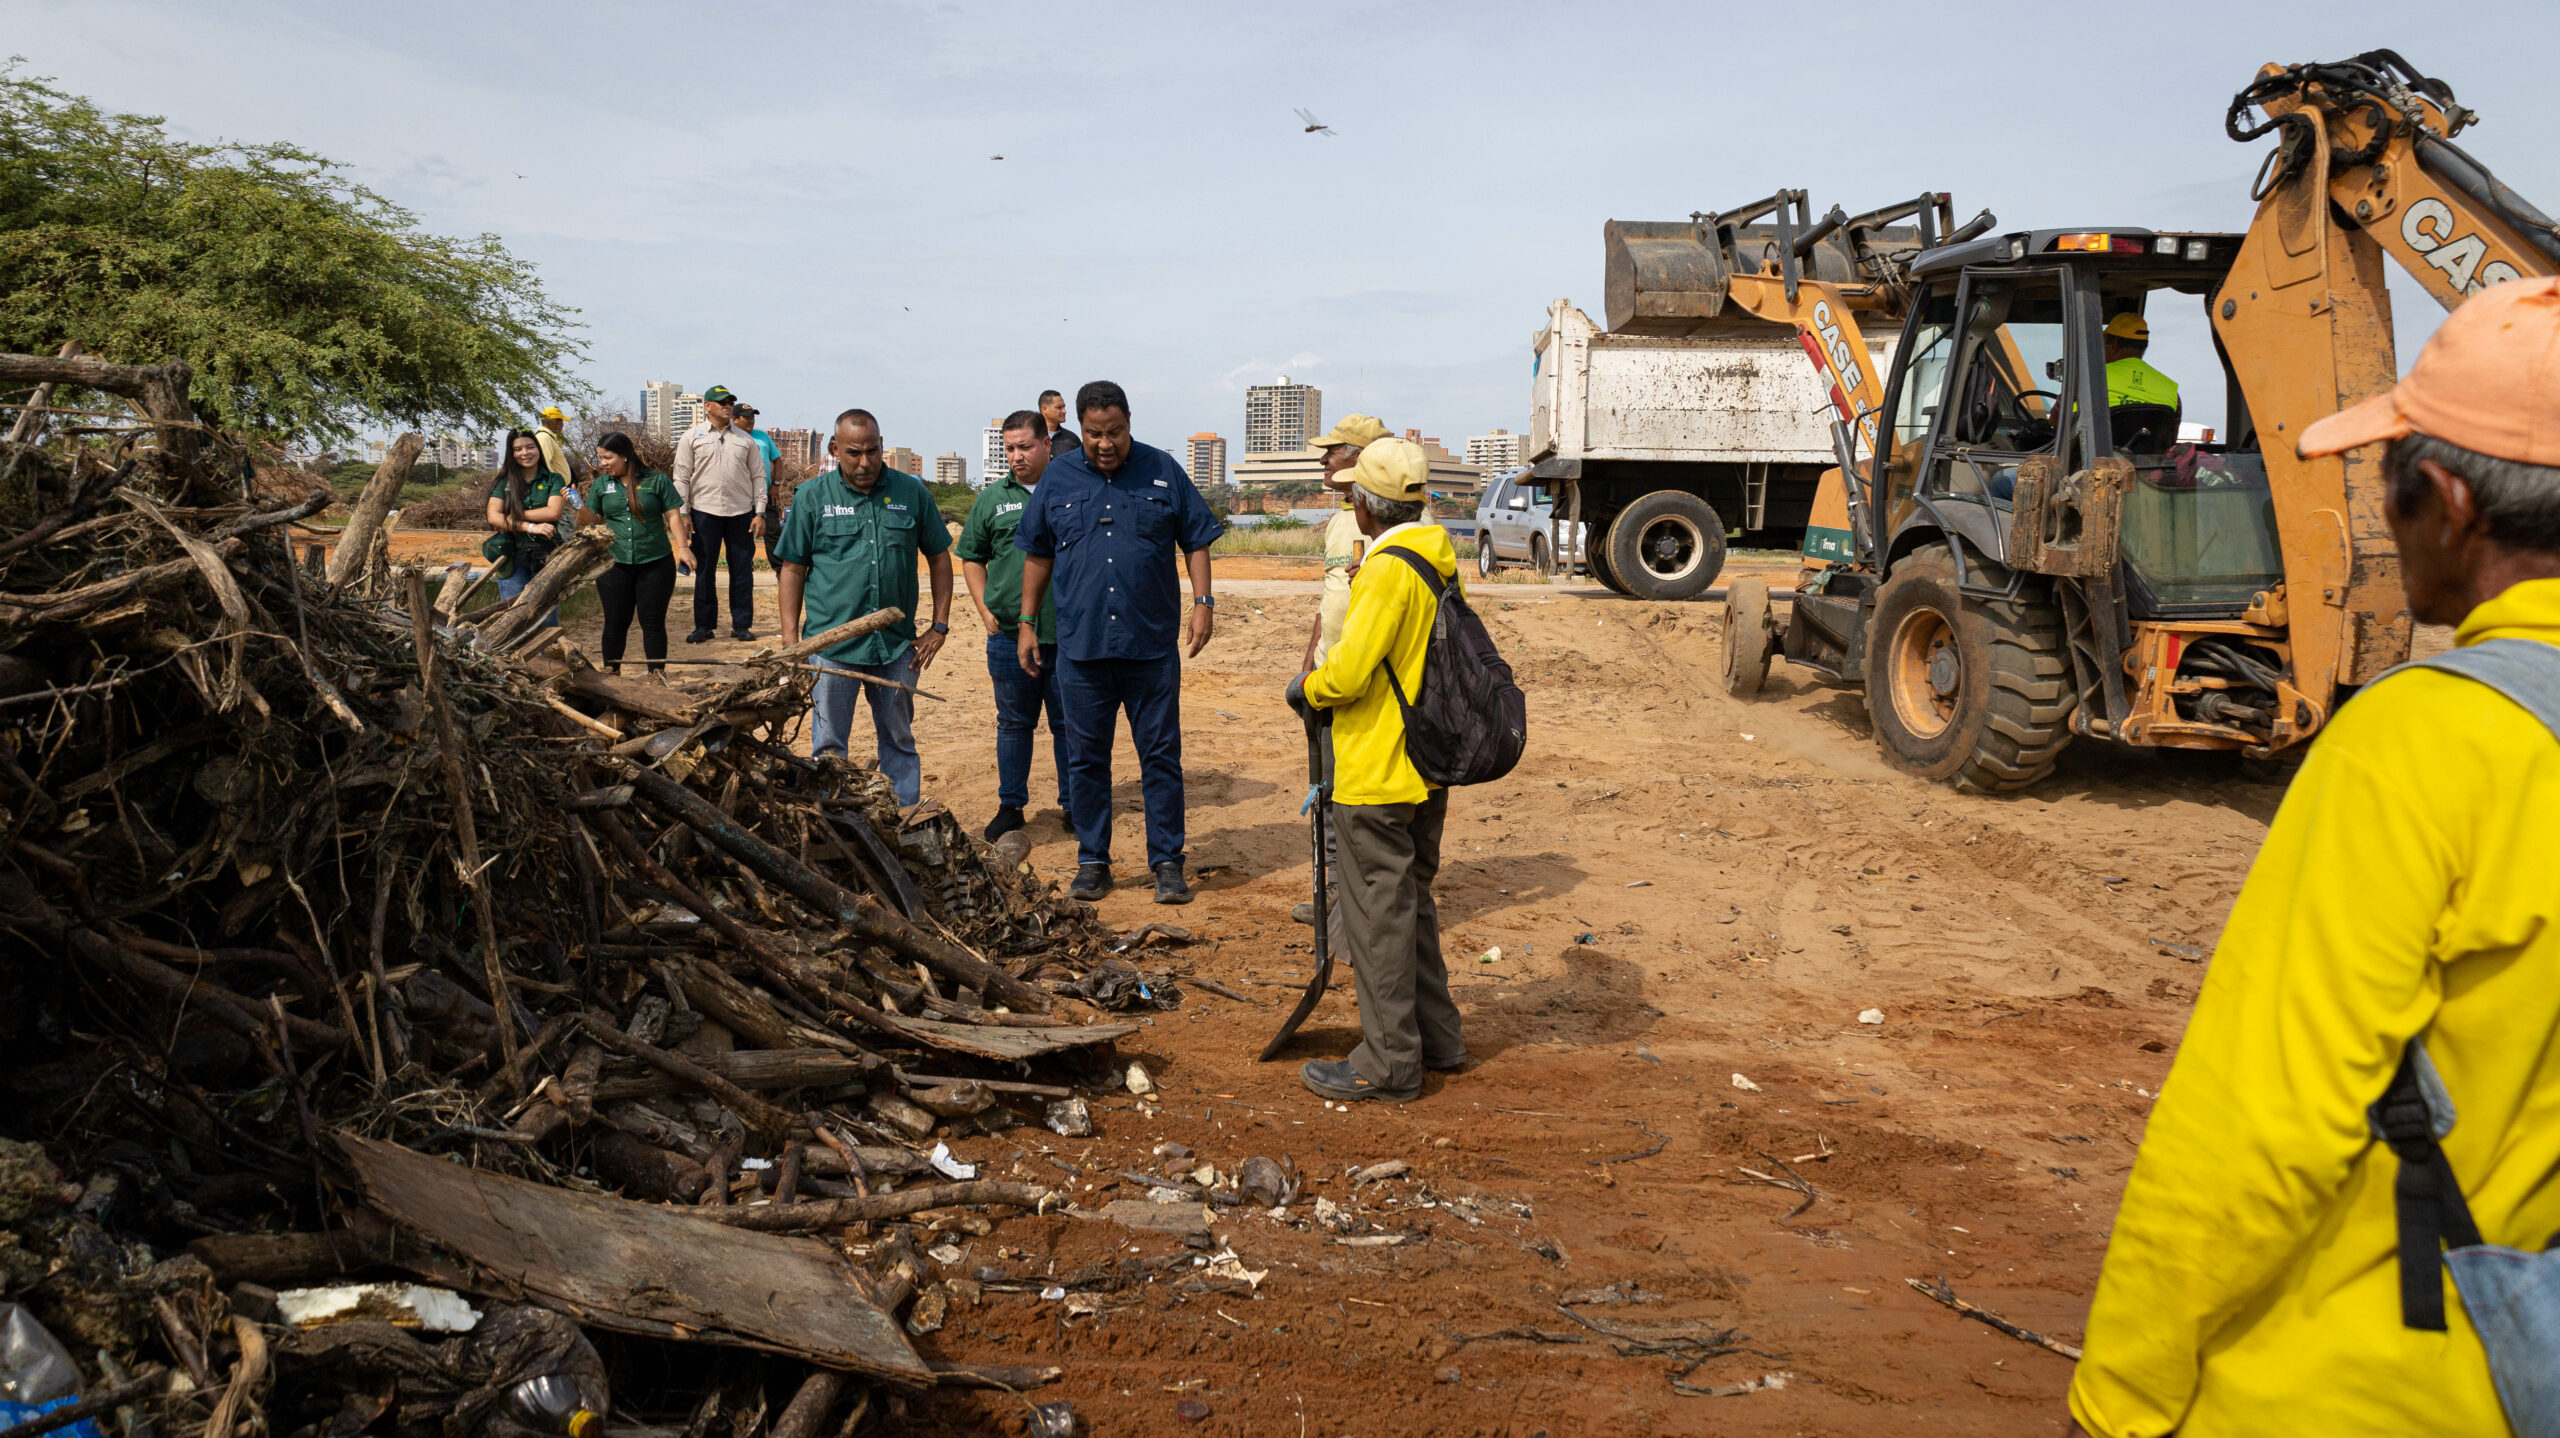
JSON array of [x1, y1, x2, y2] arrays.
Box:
[[1674, 1370, 1793, 1398], [1858, 1008, 1885, 1025], [1046, 1098, 1097, 1137], [1731, 1152, 1824, 1219], [1905, 1275, 2084, 1359], [1478, 946, 1504, 964], [1590, 1120, 1670, 1166], [1351, 1161, 1409, 1187], [2149, 936, 2206, 961], [1730, 1073, 1762, 1092], [273, 1283, 480, 1333], [1127, 1062, 1159, 1097]]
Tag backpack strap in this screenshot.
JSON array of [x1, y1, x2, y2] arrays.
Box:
[[2358, 640, 2560, 1328], [2370, 1041, 2485, 1330], [1376, 546, 1445, 711], [2369, 638, 2560, 740]]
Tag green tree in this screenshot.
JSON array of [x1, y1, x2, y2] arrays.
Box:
[[0, 67, 587, 444]]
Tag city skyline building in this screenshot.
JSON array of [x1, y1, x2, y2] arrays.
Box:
[[1466, 428, 1528, 471], [669, 391, 705, 438], [934, 452, 967, 485], [981, 419, 1009, 487], [1244, 376, 1322, 454], [884, 446, 923, 477], [1183, 432, 1228, 488], [642, 380, 684, 440], [768, 428, 820, 468]]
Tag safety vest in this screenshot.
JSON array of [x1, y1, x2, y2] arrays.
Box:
[[2106, 356, 2180, 410]]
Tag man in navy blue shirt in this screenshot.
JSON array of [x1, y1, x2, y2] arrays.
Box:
[[1015, 380, 1224, 903]]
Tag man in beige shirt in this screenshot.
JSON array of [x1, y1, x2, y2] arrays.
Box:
[[671, 384, 770, 642], [1294, 413, 1389, 927]]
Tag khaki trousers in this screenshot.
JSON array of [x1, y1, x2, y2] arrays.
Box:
[[1334, 788, 1462, 1093]]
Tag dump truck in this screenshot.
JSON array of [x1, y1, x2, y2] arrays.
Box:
[[1716, 51, 2558, 791], [1524, 194, 1991, 600]]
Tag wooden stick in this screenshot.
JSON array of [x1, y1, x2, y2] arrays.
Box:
[[406, 568, 519, 1078], [802, 659, 947, 703], [576, 1011, 796, 1142], [0, 1368, 173, 1438], [2, 340, 84, 445], [1904, 1276, 2082, 1360], [624, 766, 1050, 1012], [686, 1180, 1059, 1231], [770, 1370, 845, 1438], [757, 608, 906, 665], [326, 433, 420, 586], [543, 691, 625, 739]]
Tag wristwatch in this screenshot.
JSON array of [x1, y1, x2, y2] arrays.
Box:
[[1194, 596, 1216, 608], [929, 622, 950, 634]]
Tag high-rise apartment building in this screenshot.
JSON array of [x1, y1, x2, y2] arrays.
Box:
[[642, 380, 685, 440], [768, 428, 820, 468], [934, 452, 967, 486], [884, 446, 923, 477], [1466, 428, 1528, 471], [1184, 432, 1228, 487], [669, 392, 705, 438], [981, 420, 1010, 486], [1244, 376, 1322, 454]]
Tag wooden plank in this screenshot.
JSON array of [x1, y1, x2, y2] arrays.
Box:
[[337, 1133, 932, 1388], [591, 1047, 864, 1102], [564, 667, 703, 724]]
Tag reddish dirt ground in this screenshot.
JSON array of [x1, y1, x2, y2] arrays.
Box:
[[546, 556, 2424, 1437]]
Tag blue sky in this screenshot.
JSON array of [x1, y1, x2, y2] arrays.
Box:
[[10, 0, 2557, 468]]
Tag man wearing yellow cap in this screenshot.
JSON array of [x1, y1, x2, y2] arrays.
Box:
[[2102, 313, 2179, 414], [533, 405, 586, 483], [1286, 437, 1467, 1101], [2068, 278, 2560, 1436], [1289, 415, 1390, 928]]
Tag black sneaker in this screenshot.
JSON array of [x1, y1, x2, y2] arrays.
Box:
[[730, 628, 755, 641], [1300, 1058, 1416, 1103], [1069, 864, 1112, 900], [982, 806, 1026, 842], [685, 629, 714, 644], [1153, 861, 1192, 905]]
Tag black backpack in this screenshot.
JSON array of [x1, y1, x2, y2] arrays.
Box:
[[1376, 546, 1526, 787]]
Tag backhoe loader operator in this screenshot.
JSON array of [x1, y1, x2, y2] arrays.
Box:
[[2102, 313, 2179, 412]]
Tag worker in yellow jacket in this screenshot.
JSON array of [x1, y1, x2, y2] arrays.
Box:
[[1287, 437, 1466, 1102], [2069, 277, 2560, 1435]]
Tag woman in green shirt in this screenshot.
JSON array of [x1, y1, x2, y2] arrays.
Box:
[[483, 429, 574, 629], [583, 432, 689, 675]]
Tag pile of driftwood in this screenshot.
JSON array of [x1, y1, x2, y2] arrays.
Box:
[[0, 355, 1152, 1435]]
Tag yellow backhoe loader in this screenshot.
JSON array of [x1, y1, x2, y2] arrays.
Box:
[[1707, 51, 2559, 790]]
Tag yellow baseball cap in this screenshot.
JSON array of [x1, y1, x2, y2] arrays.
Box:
[[1312, 414, 1389, 449], [2103, 313, 2150, 342], [1350, 436, 1429, 503], [538, 405, 566, 420]]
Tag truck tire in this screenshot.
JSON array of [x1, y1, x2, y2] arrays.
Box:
[[1585, 515, 1633, 595], [1721, 578, 1774, 698], [1861, 543, 2073, 792], [1529, 533, 1554, 578], [1608, 491, 1726, 601]]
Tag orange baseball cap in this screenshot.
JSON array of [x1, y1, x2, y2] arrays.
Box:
[[2298, 276, 2560, 465]]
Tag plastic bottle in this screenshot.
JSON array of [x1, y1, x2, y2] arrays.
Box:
[[506, 1374, 601, 1438], [0, 1305, 106, 1438]]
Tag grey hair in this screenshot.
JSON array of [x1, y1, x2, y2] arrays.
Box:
[[1353, 488, 1425, 527], [2386, 431, 2560, 552]]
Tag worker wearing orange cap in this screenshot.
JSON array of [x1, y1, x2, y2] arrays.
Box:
[[2069, 278, 2560, 1436]]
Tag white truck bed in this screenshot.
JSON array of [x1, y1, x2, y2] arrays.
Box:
[[1528, 299, 1889, 465]]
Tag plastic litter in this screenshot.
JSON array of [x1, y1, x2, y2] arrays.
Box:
[[0, 1304, 82, 1404], [928, 1142, 977, 1180], [1731, 1073, 1762, 1092], [276, 1282, 483, 1333], [1858, 1008, 1885, 1025], [1045, 1097, 1095, 1137], [1031, 1400, 1078, 1436]]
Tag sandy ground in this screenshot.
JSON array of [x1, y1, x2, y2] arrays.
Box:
[[536, 550, 2360, 1436]]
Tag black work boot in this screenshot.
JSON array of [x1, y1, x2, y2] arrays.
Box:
[[1069, 864, 1112, 900], [1153, 861, 1193, 905], [1300, 1058, 1417, 1102], [982, 806, 1026, 842]]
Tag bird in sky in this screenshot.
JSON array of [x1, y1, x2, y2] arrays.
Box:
[[1294, 108, 1337, 137], [990, 154, 1004, 160]]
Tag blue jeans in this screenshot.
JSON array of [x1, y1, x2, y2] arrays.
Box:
[[1055, 650, 1184, 870], [495, 562, 559, 629], [812, 649, 920, 806], [988, 635, 1068, 813]]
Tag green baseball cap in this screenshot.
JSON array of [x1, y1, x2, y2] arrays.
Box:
[[703, 385, 738, 405]]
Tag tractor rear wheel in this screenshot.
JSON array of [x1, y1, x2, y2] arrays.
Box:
[[1861, 543, 2072, 792], [1721, 578, 1774, 698]]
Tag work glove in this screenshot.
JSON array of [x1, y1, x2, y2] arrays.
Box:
[[1285, 672, 1314, 722]]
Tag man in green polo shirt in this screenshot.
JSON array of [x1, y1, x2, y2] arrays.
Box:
[[958, 409, 1068, 842], [775, 408, 955, 805]]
